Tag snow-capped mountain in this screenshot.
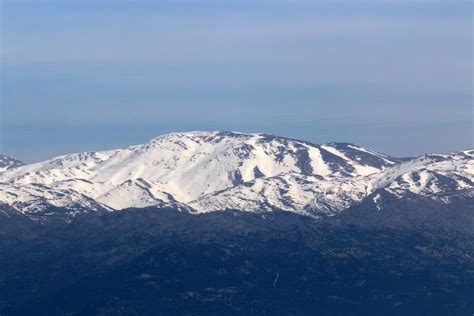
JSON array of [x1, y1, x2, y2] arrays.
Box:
[[0, 183, 111, 217], [0, 131, 472, 218], [0, 154, 24, 173], [367, 150, 474, 210]]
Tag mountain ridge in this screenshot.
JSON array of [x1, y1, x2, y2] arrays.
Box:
[[0, 131, 472, 219]]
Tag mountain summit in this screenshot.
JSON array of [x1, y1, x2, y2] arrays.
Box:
[[0, 132, 472, 219]]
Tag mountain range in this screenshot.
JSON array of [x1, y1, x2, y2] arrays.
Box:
[[1, 131, 472, 220], [1, 131, 473, 315]]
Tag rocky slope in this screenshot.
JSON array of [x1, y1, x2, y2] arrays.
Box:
[[0, 154, 24, 173]]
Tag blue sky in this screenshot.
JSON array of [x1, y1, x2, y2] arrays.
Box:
[[1, 0, 472, 162]]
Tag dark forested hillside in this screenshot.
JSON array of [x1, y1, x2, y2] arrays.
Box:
[[1, 200, 473, 315]]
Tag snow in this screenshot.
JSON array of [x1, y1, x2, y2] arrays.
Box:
[[372, 194, 382, 211], [346, 144, 396, 165], [0, 182, 110, 215], [0, 154, 24, 173], [320, 144, 389, 176], [371, 151, 474, 199], [0, 131, 472, 218]]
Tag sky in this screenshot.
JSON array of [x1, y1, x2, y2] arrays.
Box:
[[0, 0, 472, 162]]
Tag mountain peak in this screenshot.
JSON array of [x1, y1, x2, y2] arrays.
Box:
[[148, 130, 255, 141]]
